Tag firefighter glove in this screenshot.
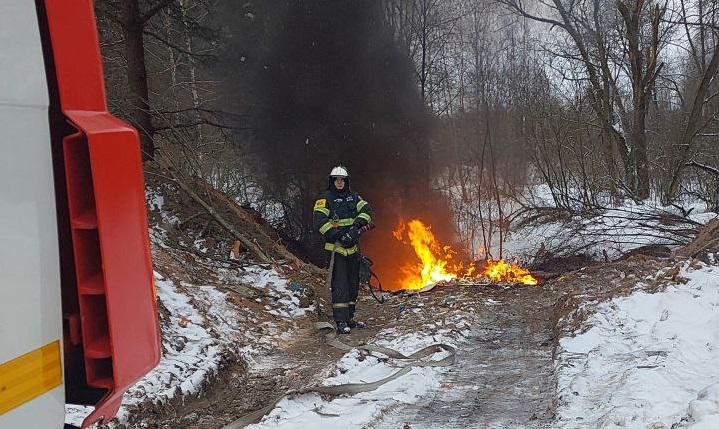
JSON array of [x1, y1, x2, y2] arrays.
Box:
[[340, 227, 359, 247], [326, 228, 341, 243]]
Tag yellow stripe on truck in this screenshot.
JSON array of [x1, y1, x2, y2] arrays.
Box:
[[0, 340, 62, 416]]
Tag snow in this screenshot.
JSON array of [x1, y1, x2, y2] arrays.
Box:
[[65, 405, 93, 427], [503, 192, 715, 261], [65, 266, 300, 427], [555, 260, 719, 428], [66, 192, 719, 428], [245, 329, 461, 429], [236, 266, 310, 318]]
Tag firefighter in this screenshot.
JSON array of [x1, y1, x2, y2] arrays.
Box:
[[313, 165, 372, 334]]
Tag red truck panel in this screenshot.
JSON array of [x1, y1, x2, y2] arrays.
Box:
[[42, 0, 161, 427]]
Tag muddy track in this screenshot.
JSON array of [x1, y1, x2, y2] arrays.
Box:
[[120, 282, 563, 429], [364, 255, 676, 428], [367, 284, 559, 429]]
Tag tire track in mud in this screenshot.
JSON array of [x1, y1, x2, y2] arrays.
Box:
[[368, 286, 557, 429]]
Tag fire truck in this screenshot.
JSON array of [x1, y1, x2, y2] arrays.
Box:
[[0, 1, 161, 428]]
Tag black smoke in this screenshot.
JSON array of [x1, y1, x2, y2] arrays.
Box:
[[240, 1, 458, 286]]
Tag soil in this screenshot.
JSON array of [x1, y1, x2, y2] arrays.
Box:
[[115, 247, 686, 429], [115, 174, 696, 429]]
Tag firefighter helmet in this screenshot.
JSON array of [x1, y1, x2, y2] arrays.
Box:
[[329, 166, 349, 178], [328, 165, 350, 190]]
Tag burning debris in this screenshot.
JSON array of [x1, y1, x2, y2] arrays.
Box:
[[482, 259, 538, 285], [392, 219, 538, 290]]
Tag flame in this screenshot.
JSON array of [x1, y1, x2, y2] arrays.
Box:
[[483, 259, 538, 285], [393, 219, 539, 289], [394, 219, 456, 290]]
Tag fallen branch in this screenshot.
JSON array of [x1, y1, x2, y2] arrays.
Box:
[[677, 217, 719, 258], [157, 155, 272, 264]]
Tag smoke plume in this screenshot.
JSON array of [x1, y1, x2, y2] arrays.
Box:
[[251, 0, 459, 288]]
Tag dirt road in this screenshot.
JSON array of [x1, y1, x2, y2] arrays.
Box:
[[367, 284, 558, 429]]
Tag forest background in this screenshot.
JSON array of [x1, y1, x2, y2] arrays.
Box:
[[95, 0, 719, 283]]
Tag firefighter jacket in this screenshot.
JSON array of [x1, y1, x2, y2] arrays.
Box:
[[313, 189, 372, 256]]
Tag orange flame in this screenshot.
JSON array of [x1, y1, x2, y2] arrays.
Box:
[[393, 219, 539, 289], [483, 259, 538, 285], [393, 219, 456, 290]]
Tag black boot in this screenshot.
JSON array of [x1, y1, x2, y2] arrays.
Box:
[[348, 320, 366, 328], [336, 321, 351, 334]]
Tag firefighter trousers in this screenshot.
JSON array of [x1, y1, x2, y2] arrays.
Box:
[[329, 252, 360, 322]]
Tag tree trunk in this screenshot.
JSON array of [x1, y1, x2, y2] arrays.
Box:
[[119, 0, 155, 161], [619, 0, 663, 200], [666, 32, 719, 200]]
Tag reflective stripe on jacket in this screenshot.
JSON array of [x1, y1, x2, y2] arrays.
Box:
[[313, 189, 372, 254]]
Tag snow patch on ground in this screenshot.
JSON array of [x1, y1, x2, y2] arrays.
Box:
[[487, 183, 716, 261], [681, 383, 719, 428], [65, 273, 223, 426], [112, 274, 223, 425], [65, 265, 305, 427], [218, 266, 315, 318], [555, 260, 719, 428], [246, 327, 466, 429]]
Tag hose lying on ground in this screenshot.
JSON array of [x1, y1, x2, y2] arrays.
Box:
[[222, 322, 456, 429]]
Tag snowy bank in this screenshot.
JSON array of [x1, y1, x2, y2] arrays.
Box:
[[556, 259, 719, 428]]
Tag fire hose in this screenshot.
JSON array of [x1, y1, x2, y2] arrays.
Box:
[[221, 322, 456, 429], [220, 227, 455, 428]]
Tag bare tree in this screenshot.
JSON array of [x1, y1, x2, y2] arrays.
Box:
[[662, 0, 719, 201], [503, 0, 670, 200], [618, 0, 666, 199], [97, 0, 223, 161], [382, 0, 463, 112]]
